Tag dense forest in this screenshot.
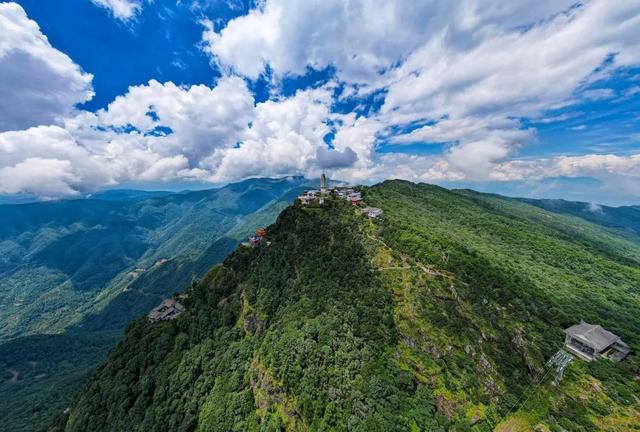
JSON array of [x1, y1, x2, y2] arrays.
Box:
[[53, 180, 640, 431], [0, 177, 310, 432]]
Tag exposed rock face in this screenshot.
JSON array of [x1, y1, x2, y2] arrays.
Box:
[[242, 310, 265, 337], [512, 328, 543, 378], [240, 294, 265, 337], [436, 395, 457, 418], [250, 363, 306, 430]]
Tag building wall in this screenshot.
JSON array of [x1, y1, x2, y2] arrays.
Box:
[[565, 334, 597, 361]]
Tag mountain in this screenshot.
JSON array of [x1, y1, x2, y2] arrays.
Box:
[[0, 177, 311, 432], [0, 177, 310, 340], [87, 189, 175, 202], [54, 180, 640, 432], [0, 194, 40, 205], [512, 197, 640, 235]]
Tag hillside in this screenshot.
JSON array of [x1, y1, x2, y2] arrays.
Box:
[[0, 177, 309, 340], [512, 197, 640, 235], [55, 181, 640, 432], [0, 177, 310, 432]]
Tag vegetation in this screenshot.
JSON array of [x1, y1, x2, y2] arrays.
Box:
[[54, 180, 640, 431], [0, 177, 311, 432]]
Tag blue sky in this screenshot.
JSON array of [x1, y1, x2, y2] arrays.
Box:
[[0, 0, 639, 204]]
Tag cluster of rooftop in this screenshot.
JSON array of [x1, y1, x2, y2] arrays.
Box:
[[297, 173, 383, 218], [297, 186, 362, 205], [564, 321, 630, 362], [148, 298, 185, 323]]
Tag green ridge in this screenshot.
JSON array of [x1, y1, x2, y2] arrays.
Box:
[[53, 180, 640, 431]]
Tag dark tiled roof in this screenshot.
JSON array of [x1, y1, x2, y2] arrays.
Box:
[[565, 322, 620, 351]]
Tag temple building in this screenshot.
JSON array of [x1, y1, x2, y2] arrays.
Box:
[[564, 322, 630, 362], [320, 172, 327, 195], [297, 190, 318, 205], [148, 298, 185, 323], [361, 207, 383, 218], [347, 192, 362, 205]]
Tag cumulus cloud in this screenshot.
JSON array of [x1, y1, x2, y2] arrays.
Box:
[[0, 3, 94, 132], [0, 79, 360, 197], [201, 0, 577, 83], [93, 77, 254, 163], [203, 0, 640, 185], [0, 77, 256, 197], [489, 154, 640, 182], [0, 126, 112, 197], [207, 86, 337, 181], [3, 0, 640, 202], [315, 146, 358, 169], [90, 0, 144, 21]]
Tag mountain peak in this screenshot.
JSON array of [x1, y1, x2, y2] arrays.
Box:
[[54, 182, 640, 431]]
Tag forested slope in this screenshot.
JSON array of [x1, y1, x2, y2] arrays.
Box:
[[55, 180, 640, 431], [0, 177, 309, 340], [0, 177, 310, 432]]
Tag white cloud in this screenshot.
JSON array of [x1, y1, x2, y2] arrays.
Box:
[[335, 152, 640, 204], [207, 86, 343, 182], [0, 77, 256, 197], [581, 88, 615, 101], [90, 0, 144, 21], [586, 202, 603, 214], [94, 77, 254, 162], [382, 1, 640, 121], [202, 0, 577, 82], [202, 0, 640, 184], [377, 1, 640, 174], [489, 154, 640, 182], [0, 78, 363, 197], [0, 125, 112, 197], [0, 3, 94, 132], [2, 0, 639, 203]]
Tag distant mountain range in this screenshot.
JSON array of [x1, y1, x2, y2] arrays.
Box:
[[514, 197, 640, 234], [87, 189, 175, 202], [0, 177, 312, 432], [51, 180, 640, 432]]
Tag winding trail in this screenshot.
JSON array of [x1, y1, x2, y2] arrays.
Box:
[[365, 231, 452, 278]]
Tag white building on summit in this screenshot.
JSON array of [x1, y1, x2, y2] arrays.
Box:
[[564, 322, 630, 362]]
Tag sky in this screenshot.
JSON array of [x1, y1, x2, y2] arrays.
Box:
[[0, 0, 639, 205]]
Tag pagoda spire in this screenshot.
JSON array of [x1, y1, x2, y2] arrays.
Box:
[[320, 171, 327, 195]]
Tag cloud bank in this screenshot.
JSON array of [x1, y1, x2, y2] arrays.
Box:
[[0, 1, 639, 203]]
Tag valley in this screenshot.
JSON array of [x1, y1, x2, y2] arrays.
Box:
[[0, 177, 311, 432]]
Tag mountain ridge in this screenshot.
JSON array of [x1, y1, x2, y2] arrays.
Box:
[[54, 180, 640, 432]]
